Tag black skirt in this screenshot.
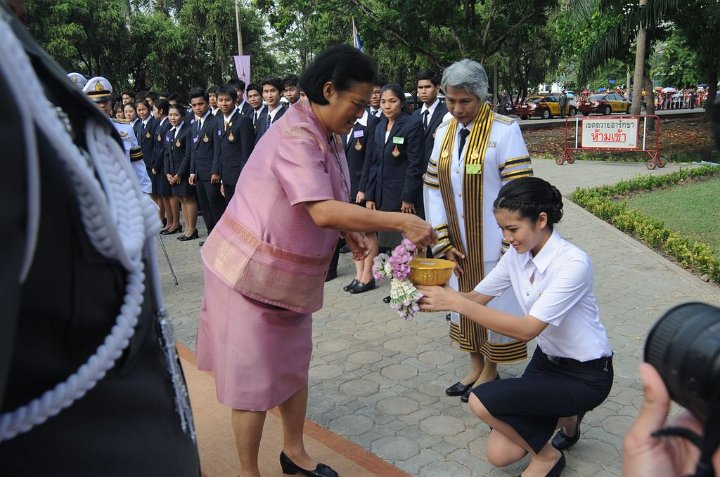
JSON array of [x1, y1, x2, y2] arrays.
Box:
[[155, 170, 173, 197], [473, 346, 613, 453]]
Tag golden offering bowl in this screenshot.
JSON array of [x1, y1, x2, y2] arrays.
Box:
[[409, 258, 455, 286]]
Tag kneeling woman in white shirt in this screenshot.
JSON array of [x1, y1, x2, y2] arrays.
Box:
[[420, 177, 612, 477]]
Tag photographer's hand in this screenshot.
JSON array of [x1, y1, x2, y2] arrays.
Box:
[[623, 363, 719, 477]]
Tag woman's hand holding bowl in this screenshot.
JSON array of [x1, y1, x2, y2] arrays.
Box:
[[418, 285, 458, 312]]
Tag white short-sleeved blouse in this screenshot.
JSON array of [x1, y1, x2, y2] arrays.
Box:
[[474, 230, 612, 361]]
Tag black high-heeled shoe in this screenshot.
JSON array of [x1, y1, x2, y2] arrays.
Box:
[[551, 412, 586, 450], [161, 225, 183, 235], [279, 451, 338, 477], [177, 230, 199, 241], [343, 279, 359, 292]]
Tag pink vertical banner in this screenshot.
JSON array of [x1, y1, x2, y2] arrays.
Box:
[[233, 55, 251, 98]]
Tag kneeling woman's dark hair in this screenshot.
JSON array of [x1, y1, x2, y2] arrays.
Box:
[[493, 177, 563, 227], [299, 44, 378, 105]]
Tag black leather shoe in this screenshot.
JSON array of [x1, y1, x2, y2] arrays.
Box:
[[551, 412, 586, 450], [280, 451, 338, 477], [161, 225, 182, 235], [325, 270, 338, 282], [445, 382, 472, 397], [177, 230, 199, 241], [343, 279, 359, 291], [198, 241, 204, 246], [349, 278, 375, 294], [382, 295, 391, 303]]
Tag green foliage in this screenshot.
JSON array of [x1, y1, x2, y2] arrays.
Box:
[[573, 166, 720, 282], [649, 33, 701, 87]]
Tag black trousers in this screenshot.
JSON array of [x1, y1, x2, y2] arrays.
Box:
[[195, 179, 225, 233], [223, 183, 236, 205]]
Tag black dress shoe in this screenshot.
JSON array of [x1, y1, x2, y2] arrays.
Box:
[[551, 412, 586, 450], [198, 241, 204, 246], [349, 278, 375, 294], [445, 382, 473, 397], [161, 225, 182, 235], [343, 279, 359, 291], [325, 270, 338, 282], [382, 295, 391, 303], [461, 374, 500, 403], [280, 451, 338, 477], [177, 230, 199, 241]]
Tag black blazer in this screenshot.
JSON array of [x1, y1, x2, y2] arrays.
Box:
[[163, 123, 192, 177], [152, 118, 172, 172], [237, 101, 254, 118], [364, 112, 425, 214], [254, 105, 287, 144], [344, 114, 379, 200], [189, 113, 219, 180], [137, 117, 157, 168], [215, 111, 254, 186], [414, 101, 448, 161]]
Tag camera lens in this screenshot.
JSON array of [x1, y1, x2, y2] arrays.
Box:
[[644, 302, 720, 421]]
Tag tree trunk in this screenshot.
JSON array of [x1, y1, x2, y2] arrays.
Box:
[[631, 0, 647, 116], [643, 74, 655, 130], [705, 68, 717, 121]]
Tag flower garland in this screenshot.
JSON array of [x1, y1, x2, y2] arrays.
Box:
[[372, 238, 423, 320]]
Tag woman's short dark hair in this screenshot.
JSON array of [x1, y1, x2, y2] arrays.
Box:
[[168, 102, 186, 116], [153, 98, 170, 116], [380, 83, 406, 105], [123, 102, 137, 113], [299, 44, 378, 105], [493, 177, 563, 227], [135, 100, 150, 110]]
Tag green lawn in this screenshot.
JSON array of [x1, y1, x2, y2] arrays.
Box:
[[624, 178, 720, 258]]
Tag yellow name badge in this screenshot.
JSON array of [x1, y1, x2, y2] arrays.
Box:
[[465, 163, 483, 174]]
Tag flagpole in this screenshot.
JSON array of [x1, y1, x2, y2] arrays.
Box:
[[235, 1, 244, 56]]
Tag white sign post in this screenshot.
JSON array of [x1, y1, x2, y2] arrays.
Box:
[[581, 117, 639, 149]]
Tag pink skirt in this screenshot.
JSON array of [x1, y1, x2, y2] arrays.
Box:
[[196, 267, 313, 411]]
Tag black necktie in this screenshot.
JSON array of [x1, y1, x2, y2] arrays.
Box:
[[265, 111, 271, 130], [422, 110, 429, 132], [458, 128, 470, 157], [253, 111, 258, 128]]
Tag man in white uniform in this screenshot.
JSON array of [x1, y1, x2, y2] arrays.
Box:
[[83, 76, 152, 194], [424, 59, 533, 402]]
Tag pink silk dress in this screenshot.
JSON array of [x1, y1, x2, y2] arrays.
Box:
[[196, 99, 350, 411]]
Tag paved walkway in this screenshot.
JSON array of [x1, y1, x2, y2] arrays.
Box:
[[159, 158, 719, 477]]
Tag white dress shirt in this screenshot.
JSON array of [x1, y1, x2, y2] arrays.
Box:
[[475, 229, 612, 362]]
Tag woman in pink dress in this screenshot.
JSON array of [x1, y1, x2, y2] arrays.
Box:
[[196, 45, 435, 477]]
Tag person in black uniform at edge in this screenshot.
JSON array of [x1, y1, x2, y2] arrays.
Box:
[[326, 103, 380, 282], [215, 84, 254, 205], [0, 1, 201, 475]]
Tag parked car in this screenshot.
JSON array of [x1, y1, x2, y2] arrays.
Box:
[[578, 93, 631, 116], [515, 95, 577, 120]]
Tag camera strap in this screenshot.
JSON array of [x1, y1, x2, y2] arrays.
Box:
[[652, 405, 720, 477]]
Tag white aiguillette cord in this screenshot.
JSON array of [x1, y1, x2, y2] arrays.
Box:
[[0, 12, 194, 442]]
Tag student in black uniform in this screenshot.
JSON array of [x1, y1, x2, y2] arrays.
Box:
[[0, 1, 200, 474], [165, 103, 198, 241], [283, 74, 301, 104], [328, 107, 380, 285], [229, 79, 253, 117], [152, 99, 178, 234], [420, 177, 613, 477], [136, 100, 161, 220], [214, 84, 254, 204], [208, 85, 219, 116], [413, 69, 448, 164], [254, 77, 286, 144], [188, 87, 223, 237], [246, 82, 265, 133], [355, 83, 424, 295]]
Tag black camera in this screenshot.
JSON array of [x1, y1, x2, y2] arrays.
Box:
[[645, 302, 720, 422], [644, 302, 720, 477]]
